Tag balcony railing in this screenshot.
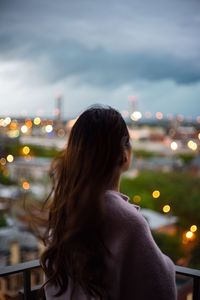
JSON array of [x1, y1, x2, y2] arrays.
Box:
[[0, 260, 200, 300]]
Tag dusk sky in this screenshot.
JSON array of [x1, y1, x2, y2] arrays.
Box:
[[0, 0, 200, 119]]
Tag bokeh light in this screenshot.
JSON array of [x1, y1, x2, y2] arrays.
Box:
[[133, 195, 141, 203], [6, 154, 14, 163], [22, 146, 30, 155], [21, 125, 28, 133], [187, 140, 197, 151], [22, 181, 30, 190], [45, 124, 53, 133], [163, 205, 171, 213], [33, 117, 41, 125], [130, 111, 142, 121], [190, 225, 197, 233], [185, 231, 193, 239], [0, 158, 6, 166], [152, 190, 160, 198], [170, 141, 178, 151]]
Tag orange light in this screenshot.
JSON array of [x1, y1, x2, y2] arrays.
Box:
[[156, 112, 163, 120], [22, 146, 30, 155], [9, 122, 17, 130], [22, 181, 30, 190], [0, 158, 6, 166], [25, 120, 33, 128]]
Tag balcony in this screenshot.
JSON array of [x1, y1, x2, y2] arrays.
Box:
[[0, 260, 200, 300]]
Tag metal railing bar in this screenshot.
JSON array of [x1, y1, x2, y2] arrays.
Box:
[[1, 261, 200, 299], [0, 259, 40, 277], [175, 265, 200, 279], [193, 277, 200, 300], [23, 269, 31, 300]]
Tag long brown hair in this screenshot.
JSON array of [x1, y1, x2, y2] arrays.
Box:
[[41, 105, 130, 299]]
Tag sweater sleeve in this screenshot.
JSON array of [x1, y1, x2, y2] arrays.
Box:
[[119, 206, 177, 300]]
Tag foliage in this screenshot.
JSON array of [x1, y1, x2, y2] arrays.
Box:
[[1, 139, 60, 158], [0, 171, 15, 185], [177, 153, 195, 165], [120, 171, 200, 267], [120, 171, 200, 226], [190, 238, 200, 269], [133, 149, 163, 159], [0, 214, 7, 228], [152, 232, 184, 262], [25, 144, 60, 158], [1, 139, 20, 157]]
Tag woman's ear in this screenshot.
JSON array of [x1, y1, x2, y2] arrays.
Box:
[[121, 148, 132, 171]]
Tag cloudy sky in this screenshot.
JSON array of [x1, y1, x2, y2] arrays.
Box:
[[0, 0, 200, 119]]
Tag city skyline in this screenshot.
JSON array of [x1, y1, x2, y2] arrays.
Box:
[[0, 0, 200, 118]]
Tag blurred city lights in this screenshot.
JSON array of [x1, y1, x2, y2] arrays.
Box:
[[25, 120, 33, 128], [156, 112, 163, 120], [170, 141, 178, 151], [57, 128, 65, 137], [4, 117, 11, 125], [198, 133, 200, 140], [22, 181, 30, 190], [133, 195, 141, 203], [163, 205, 171, 213], [0, 158, 6, 166], [45, 124, 53, 133], [22, 146, 30, 155], [1, 119, 8, 127], [190, 225, 197, 233], [187, 140, 197, 151], [130, 111, 142, 121], [7, 130, 20, 138], [6, 154, 14, 163], [21, 125, 28, 133], [33, 117, 41, 125], [152, 190, 160, 198], [185, 231, 193, 239], [9, 122, 17, 130]]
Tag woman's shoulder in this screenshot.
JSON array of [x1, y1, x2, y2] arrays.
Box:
[[104, 190, 147, 232]]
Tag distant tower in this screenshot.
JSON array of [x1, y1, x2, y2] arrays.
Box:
[[128, 95, 138, 113], [55, 95, 62, 121]]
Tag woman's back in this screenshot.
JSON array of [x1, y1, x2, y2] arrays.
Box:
[[45, 190, 176, 300]]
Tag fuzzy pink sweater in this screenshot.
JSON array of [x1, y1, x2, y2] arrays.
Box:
[[45, 190, 177, 300]]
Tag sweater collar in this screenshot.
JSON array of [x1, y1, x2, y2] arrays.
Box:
[[106, 190, 140, 210]]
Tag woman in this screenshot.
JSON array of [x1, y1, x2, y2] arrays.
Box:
[[41, 105, 176, 300]]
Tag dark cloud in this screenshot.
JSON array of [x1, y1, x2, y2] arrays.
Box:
[[1, 36, 200, 87], [0, 0, 200, 116], [44, 43, 200, 86], [0, 0, 200, 87]]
